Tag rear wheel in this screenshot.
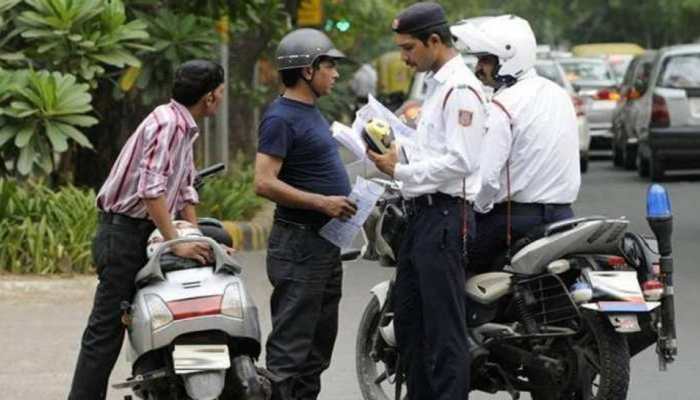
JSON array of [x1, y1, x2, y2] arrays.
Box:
[[623, 144, 637, 170], [612, 142, 623, 167], [649, 156, 665, 181], [531, 313, 630, 400], [637, 152, 650, 178], [580, 156, 589, 174]]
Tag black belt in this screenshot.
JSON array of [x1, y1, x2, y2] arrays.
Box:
[[98, 212, 155, 231], [403, 192, 464, 209], [491, 202, 571, 217], [274, 218, 322, 232]]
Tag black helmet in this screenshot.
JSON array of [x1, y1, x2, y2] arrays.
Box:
[[276, 28, 345, 71]]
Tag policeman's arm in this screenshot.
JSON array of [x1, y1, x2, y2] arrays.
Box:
[[254, 153, 357, 219], [394, 88, 483, 185], [474, 104, 513, 213]]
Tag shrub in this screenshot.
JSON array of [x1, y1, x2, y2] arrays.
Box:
[[197, 160, 263, 222]]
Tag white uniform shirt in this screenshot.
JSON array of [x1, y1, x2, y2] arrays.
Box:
[[395, 54, 486, 200], [474, 69, 581, 213]]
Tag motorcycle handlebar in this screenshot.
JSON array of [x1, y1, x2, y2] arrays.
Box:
[[194, 163, 226, 190]]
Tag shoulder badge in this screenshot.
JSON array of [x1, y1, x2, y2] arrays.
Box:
[[458, 109, 473, 127]]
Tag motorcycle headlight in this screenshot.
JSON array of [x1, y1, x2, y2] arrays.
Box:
[[221, 283, 243, 319], [145, 294, 173, 331]]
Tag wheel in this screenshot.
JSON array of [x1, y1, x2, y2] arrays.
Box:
[[649, 156, 665, 181], [356, 297, 405, 400], [623, 144, 637, 170], [580, 156, 589, 174], [637, 152, 649, 178], [612, 142, 623, 167], [531, 313, 630, 400]]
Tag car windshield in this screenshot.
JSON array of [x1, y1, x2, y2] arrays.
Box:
[[659, 54, 700, 88], [560, 59, 614, 82], [608, 58, 632, 81], [535, 63, 565, 87]]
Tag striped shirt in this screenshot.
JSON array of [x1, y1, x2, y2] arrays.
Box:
[[96, 100, 200, 219]]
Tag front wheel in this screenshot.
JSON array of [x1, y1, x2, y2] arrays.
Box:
[[356, 296, 404, 400], [531, 313, 630, 400]]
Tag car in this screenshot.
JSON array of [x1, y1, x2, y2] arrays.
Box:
[[534, 59, 591, 173], [619, 44, 700, 180], [571, 43, 646, 84], [611, 51, 657, 169], [559, 57, 620, 151]]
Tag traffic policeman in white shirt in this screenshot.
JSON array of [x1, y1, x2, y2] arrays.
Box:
[[451, 15, 581, 274], [367, 3, 486, 399]]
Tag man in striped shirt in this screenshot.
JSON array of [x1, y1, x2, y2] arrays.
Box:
[[68, 59, 224, 400]]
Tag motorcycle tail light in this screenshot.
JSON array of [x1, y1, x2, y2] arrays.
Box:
[[167, 295, 222, 321], [643, 279, 664, 301], [145, 294, 174, 331], [221, 283, 244, 319]]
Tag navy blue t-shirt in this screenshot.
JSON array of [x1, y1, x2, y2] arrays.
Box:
[[258, 97, 352, 225]]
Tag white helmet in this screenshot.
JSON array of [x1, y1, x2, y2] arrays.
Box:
[[146, 220, 203, 258], [450, 15, 537, 83]]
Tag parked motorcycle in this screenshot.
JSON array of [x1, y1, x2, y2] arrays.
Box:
[[353, 180, 677, 400], [113, 163, 271, 400]]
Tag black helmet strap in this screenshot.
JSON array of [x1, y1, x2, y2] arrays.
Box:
[[302, 63, 322, 98]]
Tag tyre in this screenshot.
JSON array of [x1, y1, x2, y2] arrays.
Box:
[[612, 142, 623, 167], [580, 156, 589, 174], [531, 313, 630, 400], [356, 297, 404, 400], [637, 152, 649, 178], [623, 144, 637, 170], [649, 156, 665, 181]]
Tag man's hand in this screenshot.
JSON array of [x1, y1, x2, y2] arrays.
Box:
[[172, 242, 213, 265], [367, 143, 399, 177], [318, 196, 358, 220]]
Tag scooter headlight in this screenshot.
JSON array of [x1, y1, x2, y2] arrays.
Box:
[[145, 294, 173, 331], [221, 283, 243, 319]]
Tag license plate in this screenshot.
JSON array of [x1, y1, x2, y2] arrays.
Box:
[[172, 344, 230, 375], [689, 97, 700, 117], [591, 100, 616, 111], [608, 314, 640, 333]]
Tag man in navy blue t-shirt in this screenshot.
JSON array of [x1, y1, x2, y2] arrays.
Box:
[[254, 28, 356, 400]]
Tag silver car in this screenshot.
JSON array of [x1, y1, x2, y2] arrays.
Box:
[[559, 57, 620, 150], [611, 51, 657, 170], [619, 44, 700, 180]]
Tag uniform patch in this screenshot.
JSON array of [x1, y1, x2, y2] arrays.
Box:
[[458, 109, 473, 127], [392, 19, 399, 30]]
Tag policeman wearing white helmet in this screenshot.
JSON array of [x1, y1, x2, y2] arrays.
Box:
[[451, 15, 581, 273]]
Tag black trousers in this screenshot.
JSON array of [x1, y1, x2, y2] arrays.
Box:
[[470, 203, 574, 273], [265, 220, 342, 400], [68, 216, 154, 400], [394, 200, 470, 400]]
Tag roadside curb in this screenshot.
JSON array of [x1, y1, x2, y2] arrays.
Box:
[[221, 200, 274, 251]]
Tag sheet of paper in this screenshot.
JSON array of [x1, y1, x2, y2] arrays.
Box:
[[319, 176, 385, 249], [331, 121, 367, 161], [352, 94, 417, 143]]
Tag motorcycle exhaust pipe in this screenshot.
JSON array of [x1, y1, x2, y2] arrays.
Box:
[[646, 184, 677, 370]]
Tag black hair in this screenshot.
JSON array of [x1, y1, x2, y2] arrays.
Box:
[[172, 59, 224, 107], [412, 24, 453, 48], [278, 56, 335, 88]]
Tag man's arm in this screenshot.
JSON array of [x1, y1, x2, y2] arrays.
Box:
[[254, 153, 356, 220], [474, 103, 513, 213], [144, 197, 211, 264], [179, 203, 198, 226]]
